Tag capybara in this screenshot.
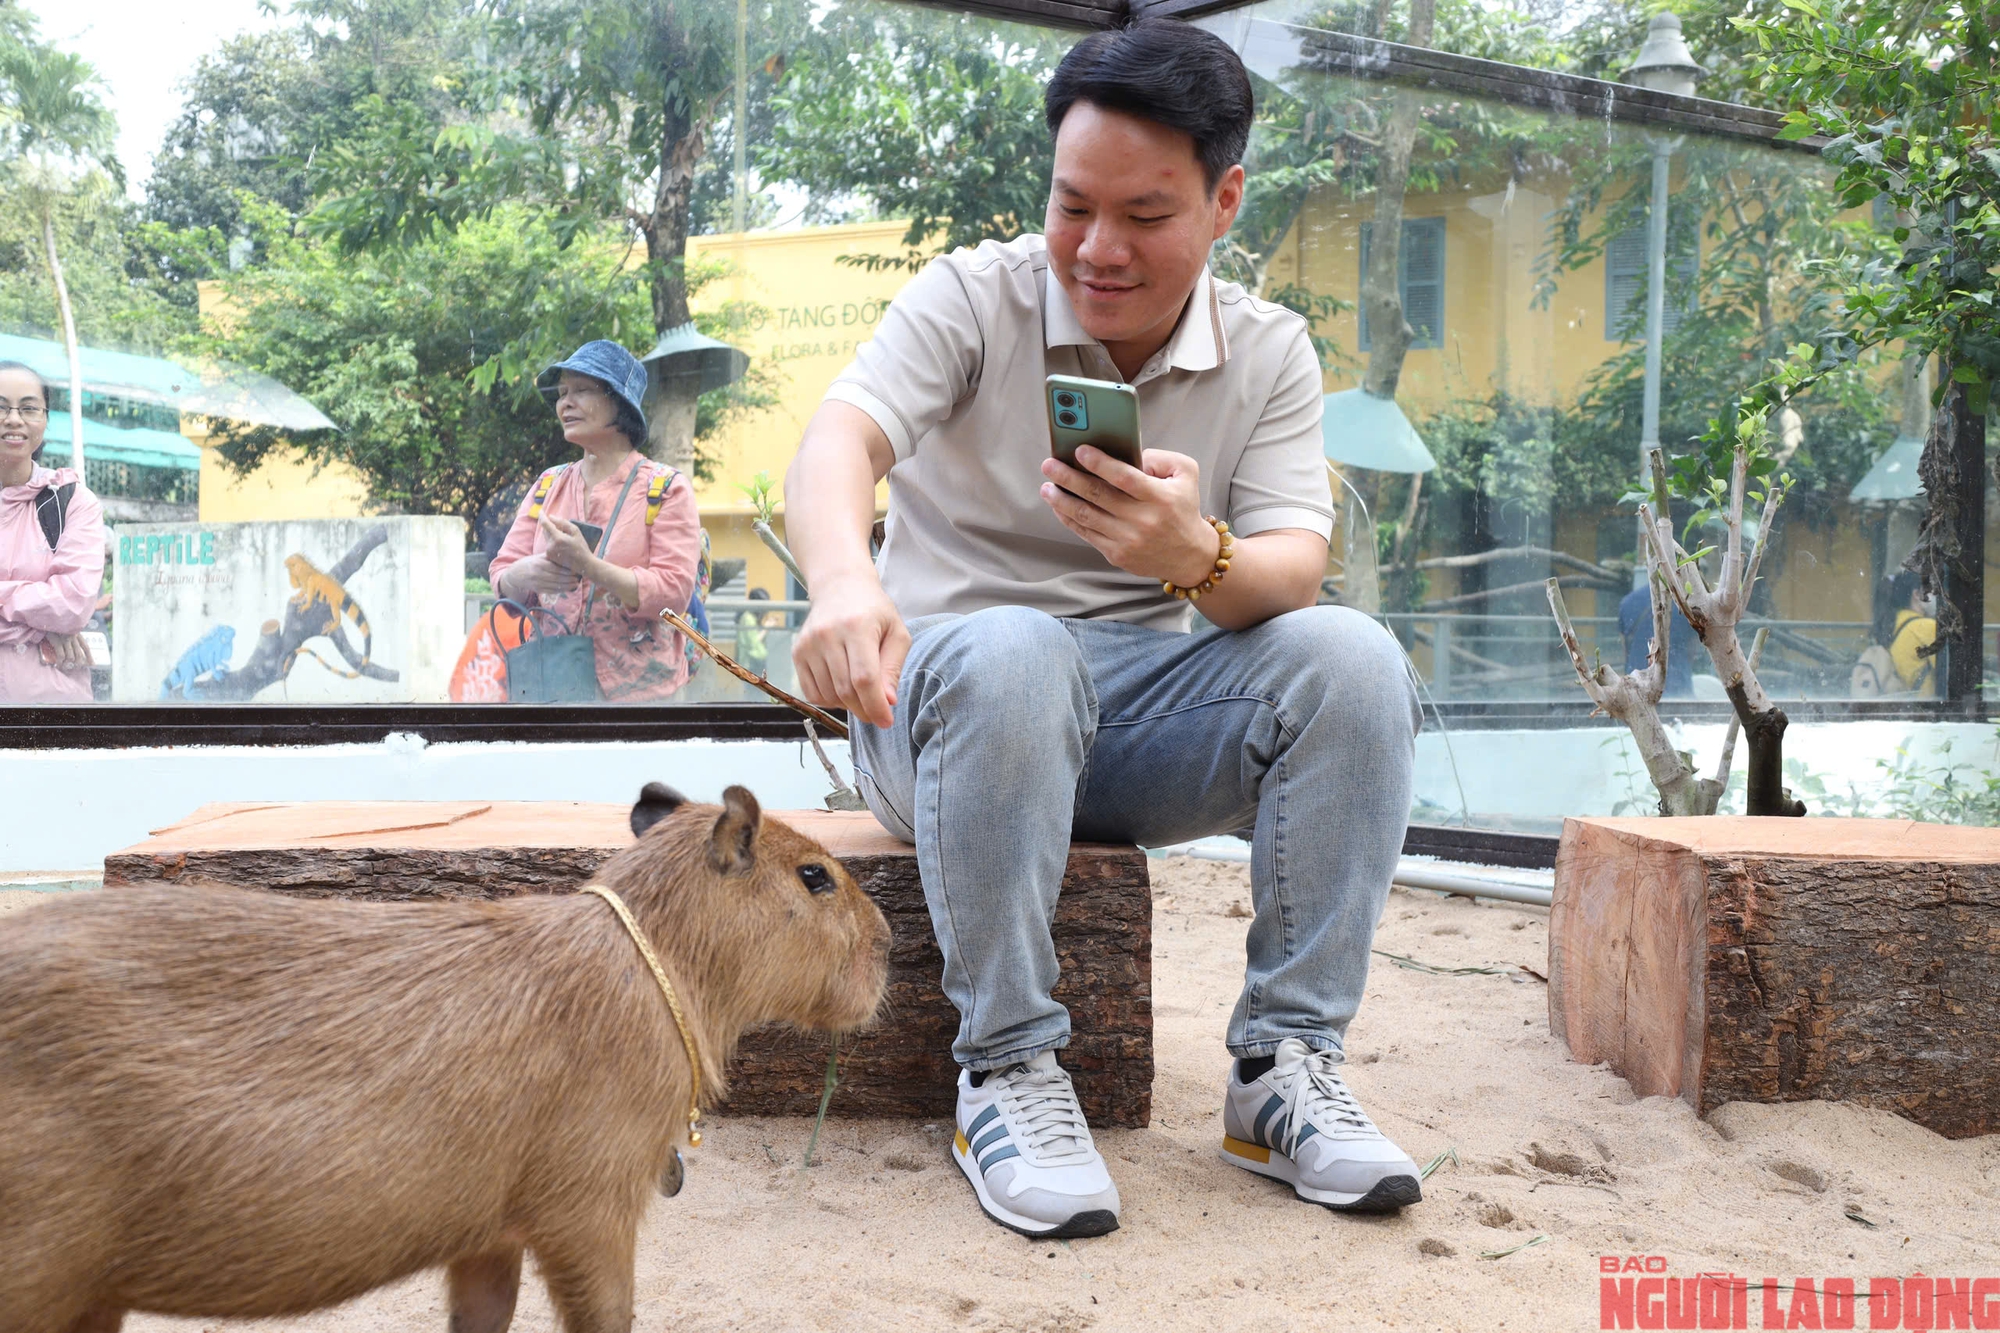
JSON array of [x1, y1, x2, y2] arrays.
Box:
[[0, 783, 889, 1333]]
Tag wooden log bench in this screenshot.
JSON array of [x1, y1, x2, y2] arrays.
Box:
[[104, 802, 1152, 1127], [1548, 816, 2000, 1139]]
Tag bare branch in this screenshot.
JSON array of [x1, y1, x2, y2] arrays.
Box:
[[1740, 479, 1788, 607], [1720, 443, 1750, 607], [1639, 502, 1703, 627], [1545, 579, 1609, 711], [1712, 627, 1768, 790], [1422, 573, 1621, 611], [1649, 446, 1672, 515], [1643, 570, 1669, 707], [1394, 544, 1628, 581]]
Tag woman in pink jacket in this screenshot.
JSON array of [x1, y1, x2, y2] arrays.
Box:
[[488, 341, 702, 701], [0, 360, 105, 703]]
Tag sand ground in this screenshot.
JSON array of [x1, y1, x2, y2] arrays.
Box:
[[8, 858, 1998, 1332]]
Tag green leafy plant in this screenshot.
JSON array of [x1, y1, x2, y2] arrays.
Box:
[[738, 469, 779, 524]]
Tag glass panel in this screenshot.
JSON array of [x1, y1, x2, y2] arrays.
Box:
[[1209, 4, 1918, 706], [0, 0, 1062, 710], [1, 0, 1973, 810]]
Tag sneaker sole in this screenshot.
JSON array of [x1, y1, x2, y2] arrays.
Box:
[[1220, 1135, 1422, 1212], [952, 1134, 1121, 1239]]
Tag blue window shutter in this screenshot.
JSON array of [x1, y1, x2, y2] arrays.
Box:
[[1358, 218, 1445, 352], [1400, 218, 1445, 350], [1605, 224, 1698, 341]]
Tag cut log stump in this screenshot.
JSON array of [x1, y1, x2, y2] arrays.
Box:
[[1549, 816, 2000, 1139], [105, 802, 1153, 1127]]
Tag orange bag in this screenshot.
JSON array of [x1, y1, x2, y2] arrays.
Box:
[[448, 601, 531, 702]]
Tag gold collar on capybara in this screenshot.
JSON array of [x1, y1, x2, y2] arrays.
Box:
[[0, 783, 889, 1333]]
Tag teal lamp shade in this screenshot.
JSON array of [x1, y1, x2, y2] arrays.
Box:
[[1849, 434, 1926, 502], [1321, 388, 1437, 473], [641, 322, 751, 395]]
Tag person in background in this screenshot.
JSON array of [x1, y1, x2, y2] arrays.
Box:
[[1618, 581, 1703, 698], [488, 340, 701, 701], [735, 586, 772, 679], [0, 360, 105, 703], [1879, 570, 1938, 696]]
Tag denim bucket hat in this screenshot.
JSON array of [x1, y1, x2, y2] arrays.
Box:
[[537, 340, 649, 427]]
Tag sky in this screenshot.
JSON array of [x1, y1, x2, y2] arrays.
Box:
[[22, 0, 283, 199]]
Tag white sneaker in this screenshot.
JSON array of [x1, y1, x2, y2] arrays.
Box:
[[1221, 1037, 1422, 1211], [952, 1052, 1121, 1238]]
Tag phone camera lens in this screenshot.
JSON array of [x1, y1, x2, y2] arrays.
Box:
[[1057, 411, 1079, 427], [1055, 392, 1076, 407]]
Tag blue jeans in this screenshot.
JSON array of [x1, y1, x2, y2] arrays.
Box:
[[851, 605, 1420, 1071]]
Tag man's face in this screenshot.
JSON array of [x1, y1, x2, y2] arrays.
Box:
[[1044, 101, 1244, 360]]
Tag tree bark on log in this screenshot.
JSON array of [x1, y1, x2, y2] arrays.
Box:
[[103, 803, 1155, 1127], [1550, 817, 2000, 1140]]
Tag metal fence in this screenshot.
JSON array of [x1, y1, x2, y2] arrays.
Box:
[[1381, 611, 1891, 702]]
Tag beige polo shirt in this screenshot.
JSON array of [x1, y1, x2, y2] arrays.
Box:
[[824, 233, 1333, 631]]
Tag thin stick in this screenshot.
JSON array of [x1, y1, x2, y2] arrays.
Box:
[[1740, 482, 1787, 607], [658, 605, 848, 738], [801, 717, 848, 790], [801, 1034, 841, 1169], [753, 519, 809, 594], [1545, 579, 1607, 711]]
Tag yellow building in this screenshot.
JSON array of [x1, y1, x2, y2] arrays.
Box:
[[686, 220, 915, 595], [185, 414, 375, 524], [193, 282, 374, 524]]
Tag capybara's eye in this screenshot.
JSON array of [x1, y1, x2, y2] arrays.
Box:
[[799, 864, 835, 895]]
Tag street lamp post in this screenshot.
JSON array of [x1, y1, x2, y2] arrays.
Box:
[[1626, 13, 1703, 587]]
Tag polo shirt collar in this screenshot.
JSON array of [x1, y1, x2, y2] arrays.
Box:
[[1041, 263, 1230, 375]]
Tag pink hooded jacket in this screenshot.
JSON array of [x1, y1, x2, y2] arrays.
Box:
[[0, 464, 106, 703]]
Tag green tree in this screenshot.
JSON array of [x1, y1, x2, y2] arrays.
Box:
[[758, 9, 1067, 270], [1723, 0, 1997, 689], [0, 181, 196, 355], [0, 41, 121, 471], [303, 0, 821, 476], [207, 200, 775, 528], [207, 205, 654, 529], [149, 0, 479, 242]]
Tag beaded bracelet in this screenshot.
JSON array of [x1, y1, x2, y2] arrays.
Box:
[[1161, 516, 1234, 601]]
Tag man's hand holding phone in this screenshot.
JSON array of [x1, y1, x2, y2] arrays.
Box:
[[1040, 446, 1220, 589]]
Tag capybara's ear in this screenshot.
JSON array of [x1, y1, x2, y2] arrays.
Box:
[[706, 785, 762, 876], [631, 782, 689, 838]]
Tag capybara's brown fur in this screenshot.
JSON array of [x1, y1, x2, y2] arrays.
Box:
[[0, 784, 889, 1333]]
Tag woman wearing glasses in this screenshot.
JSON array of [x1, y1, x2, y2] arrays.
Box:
[[0, 360, 105, 702], [487, 341, 703, 700]]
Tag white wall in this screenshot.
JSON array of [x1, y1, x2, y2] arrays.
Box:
[[5, 720, 1993, 874], [1414, 718, 1998, 826]]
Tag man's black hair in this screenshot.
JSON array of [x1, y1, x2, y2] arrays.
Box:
[[1043, 16, 1254, 193], [0, 359, 52, 462]]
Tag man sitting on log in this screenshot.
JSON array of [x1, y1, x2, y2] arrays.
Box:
[[784, 14, 1422, 1239]]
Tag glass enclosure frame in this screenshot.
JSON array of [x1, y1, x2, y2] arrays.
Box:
[[12, 0, 1982, 749]]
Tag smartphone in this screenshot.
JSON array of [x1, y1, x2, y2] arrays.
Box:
[[1046, 374, 1143, 472], [571, 520, 605, 552]]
